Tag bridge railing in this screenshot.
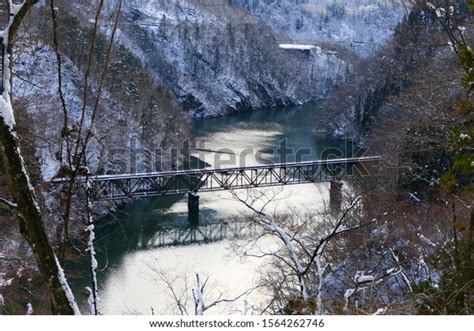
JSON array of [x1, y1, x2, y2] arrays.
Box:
[[51, 156, 382, 201]]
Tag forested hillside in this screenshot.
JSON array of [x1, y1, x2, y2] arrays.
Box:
[[60, 0, 405, 117], [230, 0, 405, 57], [318, 0, 474, 314], [0, 0, 472, 318]]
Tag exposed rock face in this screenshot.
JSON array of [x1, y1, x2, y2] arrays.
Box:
[[115, 0, 350, 117], [322, 7, 452, 139], [11, 0, 406, 181], [13, 7, 192, 178], [60, 1, 404, 119], [229, 0, 405, 58]]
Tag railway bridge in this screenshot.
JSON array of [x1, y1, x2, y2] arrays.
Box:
[[52, 156, 381, 219]]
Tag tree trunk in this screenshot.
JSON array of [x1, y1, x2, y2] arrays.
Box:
[[0, 121, 78, 315], [0, 0, 79, 315]]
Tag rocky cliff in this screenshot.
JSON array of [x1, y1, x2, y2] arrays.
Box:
[[230, 0, 405, 58], [64, 0, 404, 118], [11, 0, 406, 179]]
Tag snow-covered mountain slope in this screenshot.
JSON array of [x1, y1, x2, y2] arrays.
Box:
[[63, 0, 354, 117], [12, 39, 190, 179], [61, 0, 405, 118], [13, 47, 129, 178], [230, 0, 406, 58], [9, 0, 406, 180], [117, 0, 351, 117]]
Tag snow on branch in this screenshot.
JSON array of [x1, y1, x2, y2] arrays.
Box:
[[26, 302, 33, 315], [343, 252, 409, 313], [0, 0, 82, 315], [231, 189, 394, 314], [230, 191, 309, 300], [85, 172, 100, 315], [193, 273, 205, 315], [389, 248, 413, 293], [0, 197, 18, 211], [1, 1, 39, 128], [54, 255, 81, 315], [192, 273, 256, 315]]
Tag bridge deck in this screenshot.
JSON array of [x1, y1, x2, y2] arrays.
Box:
[[52, 156, 381, 201]]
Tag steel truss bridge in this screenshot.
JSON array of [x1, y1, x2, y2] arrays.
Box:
[[53, 156, 381, 201]]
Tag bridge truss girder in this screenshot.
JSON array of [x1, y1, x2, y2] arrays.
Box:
[[81, 157, 378, 201]]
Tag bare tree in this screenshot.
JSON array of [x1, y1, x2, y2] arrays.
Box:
[[48, 0, 123, 266], [0, 0, 80, 315], [48, 0, 123, 314], [230, 188, 387, 314], [192, 273, 255, 315], [147, 262, 257, 315]]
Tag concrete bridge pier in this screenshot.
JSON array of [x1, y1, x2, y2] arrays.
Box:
[[330, 181, 343, 213], [188, 192, 200, 223]]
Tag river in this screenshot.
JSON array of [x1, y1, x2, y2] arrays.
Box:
[[68, 103, 347, 315]]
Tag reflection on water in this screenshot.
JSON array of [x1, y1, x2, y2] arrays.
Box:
[[68, 103, 345, 314], [191, 104, 346, 168]]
